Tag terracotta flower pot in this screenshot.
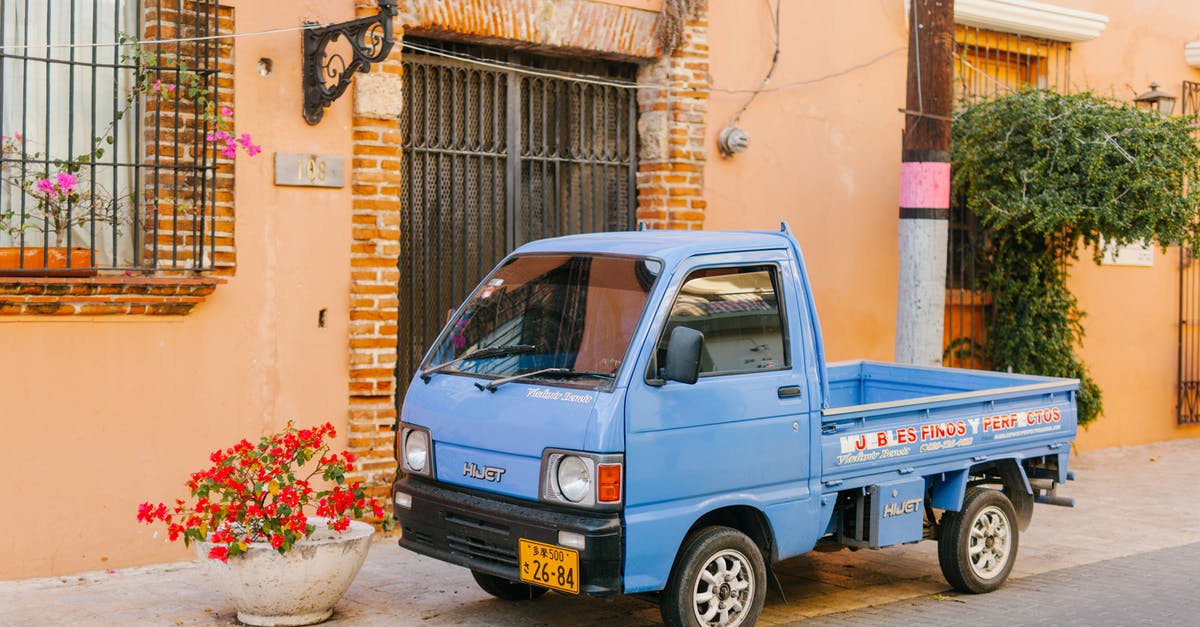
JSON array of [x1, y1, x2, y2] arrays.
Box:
[[194, 517, 375, 626], [0, 246, 96, 276]]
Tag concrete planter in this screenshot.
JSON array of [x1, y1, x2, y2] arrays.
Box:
[[195, 517, 374, 626]]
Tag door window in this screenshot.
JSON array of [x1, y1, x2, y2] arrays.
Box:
[[650, 264, 788, 380]]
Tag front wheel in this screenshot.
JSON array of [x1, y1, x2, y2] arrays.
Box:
[[471, 570, 548, 601], [661, 526, 767, 627], [937, 487, 1019, 593]]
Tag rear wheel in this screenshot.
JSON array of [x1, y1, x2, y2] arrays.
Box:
[[661, 526, 766, 627], [471, 570, 549, 601], [937, 487, 1019, 593]]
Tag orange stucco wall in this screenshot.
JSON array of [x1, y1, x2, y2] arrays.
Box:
[[704, 0, 909, 362], [0, 0, 358, 579]]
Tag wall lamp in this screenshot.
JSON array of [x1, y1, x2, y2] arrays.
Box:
[[302, 0, 397, 125], [1134, 82, 1176, 116]]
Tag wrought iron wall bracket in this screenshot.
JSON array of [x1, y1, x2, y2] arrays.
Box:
[[302, 0, 397, 125]]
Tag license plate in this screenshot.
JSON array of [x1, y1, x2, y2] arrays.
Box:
[[518, 538, 580, 594]]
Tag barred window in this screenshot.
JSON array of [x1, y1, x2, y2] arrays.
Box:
[[0, 0, 224, 274], [944, 26, 1071, 368], [953, 25, 1070, 107]]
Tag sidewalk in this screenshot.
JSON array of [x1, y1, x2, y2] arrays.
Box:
[[3, 438, 1199, 626]]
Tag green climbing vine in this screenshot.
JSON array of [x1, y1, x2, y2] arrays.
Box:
[[952, 89, 1200, 427]]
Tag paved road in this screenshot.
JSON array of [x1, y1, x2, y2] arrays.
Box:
[[813, 541, 1200, 626]]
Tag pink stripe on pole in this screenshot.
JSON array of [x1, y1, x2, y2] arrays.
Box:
[[899, 162, 951, 209]]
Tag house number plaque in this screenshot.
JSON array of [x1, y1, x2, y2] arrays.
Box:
[[274, 153, 345, 188]]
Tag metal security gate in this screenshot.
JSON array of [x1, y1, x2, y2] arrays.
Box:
[[1177, 80, 1200, 424], [397, 38, 638, 403]]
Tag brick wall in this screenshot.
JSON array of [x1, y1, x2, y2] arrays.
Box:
[[635, 1, 709, 230], [345, 3, 404, 502], [142, 0, 236, 275], [344, 0, 711, 506]]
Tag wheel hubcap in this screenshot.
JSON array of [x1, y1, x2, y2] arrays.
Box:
[[691, 549, 753, 626], [967, 504, 1011, 580]]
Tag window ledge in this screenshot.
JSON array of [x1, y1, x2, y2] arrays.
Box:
[[0, 274, 225, 316], [954, 0, 1109, 42], [1187, 41, 1200, 68]]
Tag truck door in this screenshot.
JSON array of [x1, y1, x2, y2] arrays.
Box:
[[621, 250, 819, 593]]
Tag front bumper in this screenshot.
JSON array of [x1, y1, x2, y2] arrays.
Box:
[[392, 476, 623, 597]]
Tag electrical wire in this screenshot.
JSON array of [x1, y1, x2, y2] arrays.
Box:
[[0, 23, 320, 52], [0, 14, 900, 97], [728, 0, 782, 125], [706, 46, 905, 94], [398, 40, 646, 90]]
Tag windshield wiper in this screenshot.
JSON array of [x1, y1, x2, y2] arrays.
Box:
[[420, 344, 536, 383], [475, 368, 615, 392]]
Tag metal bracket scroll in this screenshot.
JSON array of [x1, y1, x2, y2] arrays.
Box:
[[301, 0, 397, 125]]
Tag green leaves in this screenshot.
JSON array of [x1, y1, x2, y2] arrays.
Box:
[[953, 89, 1200, 427]]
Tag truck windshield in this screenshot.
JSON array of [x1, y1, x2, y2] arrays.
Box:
[[424, 254, 661, 391]]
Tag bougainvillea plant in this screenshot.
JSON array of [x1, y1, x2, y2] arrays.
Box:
[[137, 422, 384, 562]]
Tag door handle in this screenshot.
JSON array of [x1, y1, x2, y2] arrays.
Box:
[[777, 385, 802, 399]]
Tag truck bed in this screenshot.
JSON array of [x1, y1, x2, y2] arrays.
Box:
[[819, 360, 1078, 489]]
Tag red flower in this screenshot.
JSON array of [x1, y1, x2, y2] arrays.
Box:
[[270, 534, 285, 549], [136, 502, 154, 523], [208, 546, 230, 562]]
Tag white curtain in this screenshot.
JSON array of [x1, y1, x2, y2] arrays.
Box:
[[1, 0, 137, 266]]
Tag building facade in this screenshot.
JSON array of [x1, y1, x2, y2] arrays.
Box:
[[1, 0, 1197, 579]]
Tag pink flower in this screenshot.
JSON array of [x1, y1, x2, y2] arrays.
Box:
[[237, 133, 263, 157], [220, 106, 233, 117], [165, 84, 176, 92], [55, 172, 77, 193], [35, 178, 56, 196]]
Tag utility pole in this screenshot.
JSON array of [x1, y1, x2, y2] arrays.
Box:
[[895, 0, 954, 365]]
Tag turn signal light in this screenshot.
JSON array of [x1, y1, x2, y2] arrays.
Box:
[[597, 463, 622, 502]]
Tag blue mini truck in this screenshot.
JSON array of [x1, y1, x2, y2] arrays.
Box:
[[392, 226, 1078, 626]]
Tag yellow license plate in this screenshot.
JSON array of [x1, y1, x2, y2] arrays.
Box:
[[518, 538, 580, 594]]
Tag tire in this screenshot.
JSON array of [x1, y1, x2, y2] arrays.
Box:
[[937, 487, 1019, 593], [470, 570, 549, 601], [661, 526, 767, 627]]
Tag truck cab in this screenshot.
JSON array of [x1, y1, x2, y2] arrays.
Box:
[[392, 227, 1077, 626]]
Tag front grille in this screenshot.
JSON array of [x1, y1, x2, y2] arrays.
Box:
[[404, 527, 434, 547], [447, 533, 518, 568], [445, 511, 511, 535]]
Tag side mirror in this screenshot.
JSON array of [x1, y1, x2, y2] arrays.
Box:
[[664, 326, 703, 384]]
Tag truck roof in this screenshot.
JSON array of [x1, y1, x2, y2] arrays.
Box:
[[513, 229, 794, 265]]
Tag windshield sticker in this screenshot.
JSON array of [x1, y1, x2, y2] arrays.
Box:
[[526, 387, 595, 404], [833, 406, 1063, 466]]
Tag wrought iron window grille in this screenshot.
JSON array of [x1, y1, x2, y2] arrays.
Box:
[[0, 0, 222, 275]]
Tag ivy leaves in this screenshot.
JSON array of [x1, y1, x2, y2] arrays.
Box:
[[953, 89, 1200, 426]]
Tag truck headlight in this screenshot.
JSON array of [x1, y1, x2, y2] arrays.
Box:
[[399, 426, 434, 477], [556, 455, 591, 502], [540, 449, 622, 510]]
